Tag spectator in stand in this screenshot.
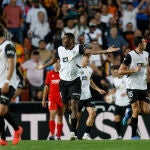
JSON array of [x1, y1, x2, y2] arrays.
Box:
[[94, 11, 107, 37], [89, 40, 104, 67], [3, 0, 23, 43], [106, 26, 128, 56], [42, 0, 59, 19], [107, 0, 117, 16], [118, 0, 146, 32], [25, 0, 47, 31], [75, 14, 88, 36], [37, 40, 52, 64], [63, 18, 79, 43], [28, 11, 50, 49], [45, 18, 65, 49], [100, 4, 113, 27], [21, 51, 44, 101], [133, 0, 149, 34], [84, 20, 103, 47], [2, 0, 23, 8], [84, 0, 102, 20]]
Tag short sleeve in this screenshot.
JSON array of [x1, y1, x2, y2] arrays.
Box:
[[5, 44, 16, 58], [79, 44, 86, 54], [122, 54, 131, 66]]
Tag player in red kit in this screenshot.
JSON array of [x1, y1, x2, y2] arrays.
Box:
[[42, 60, 64, 140]]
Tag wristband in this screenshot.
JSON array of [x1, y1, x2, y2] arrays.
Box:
[[5, 79, 10, 84]]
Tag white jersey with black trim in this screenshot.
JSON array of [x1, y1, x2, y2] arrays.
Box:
[[0, 40, 17, 89], [79, 66, 93, 100], [113, 76, 130, 106], [57, 44, 83, 81], [125, 50, 149, 90]]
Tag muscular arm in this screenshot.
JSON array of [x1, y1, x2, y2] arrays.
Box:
[[84, 46, 120, 55]]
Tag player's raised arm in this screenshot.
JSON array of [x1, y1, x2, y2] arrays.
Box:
[[36, 50, 58, 69], [84, 45, 120, 55]]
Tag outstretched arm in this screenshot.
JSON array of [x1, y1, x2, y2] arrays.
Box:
[[90, 79, 106, 95], [84, 45, 120, 55]]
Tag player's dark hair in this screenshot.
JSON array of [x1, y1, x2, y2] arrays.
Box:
[[0, 25, 4, 37], [64, 33, 75, 41], [134, 36, 143, 47]]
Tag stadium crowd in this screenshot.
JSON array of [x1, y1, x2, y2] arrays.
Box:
[[0, 0, 150, 102]]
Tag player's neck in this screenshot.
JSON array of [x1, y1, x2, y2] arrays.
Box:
[[135, 48, 143, 54], [81, 62, 87, 68], [65, 45, 74, 50]]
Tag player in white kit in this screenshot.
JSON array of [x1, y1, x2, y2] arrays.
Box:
[[119, 36, 150, 139], [37, 33, 119, 140], [77, 54, 106, 140]]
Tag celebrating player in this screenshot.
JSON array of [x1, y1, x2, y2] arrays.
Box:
[[37, 33, 119, 140]]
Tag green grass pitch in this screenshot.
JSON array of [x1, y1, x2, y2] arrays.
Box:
[[0, 140, 150, 150]]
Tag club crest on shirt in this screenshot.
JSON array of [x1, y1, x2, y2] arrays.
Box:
[[62, 57, 68, 62]]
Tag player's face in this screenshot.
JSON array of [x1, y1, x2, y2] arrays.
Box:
[[53, 60, 60, 72], [83, 55, 90, 66], [62, 35, 71, 47]]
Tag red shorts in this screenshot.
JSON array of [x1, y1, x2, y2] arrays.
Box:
[[48, 99, 63, 110]]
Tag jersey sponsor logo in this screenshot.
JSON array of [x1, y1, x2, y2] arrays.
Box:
[[82, 76, 87, 80], [51, 79, 60, 84]]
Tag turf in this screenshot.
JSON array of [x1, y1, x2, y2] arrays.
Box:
[[0, 140, 150, 150]]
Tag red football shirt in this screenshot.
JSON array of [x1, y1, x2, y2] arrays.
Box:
[[45, 70, 61, 101]]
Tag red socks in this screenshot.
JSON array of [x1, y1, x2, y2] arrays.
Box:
[[49, 121, 55, 136], [57, 123, 63, 138], [49, 121, 63, 138]]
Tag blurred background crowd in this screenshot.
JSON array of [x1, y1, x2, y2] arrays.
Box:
[[0, 0, 150, 102]]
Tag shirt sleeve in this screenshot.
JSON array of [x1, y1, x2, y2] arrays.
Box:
[[122, 54, 131, 66], [5, 44, 16, 58], [79, 44, 86, 54]]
